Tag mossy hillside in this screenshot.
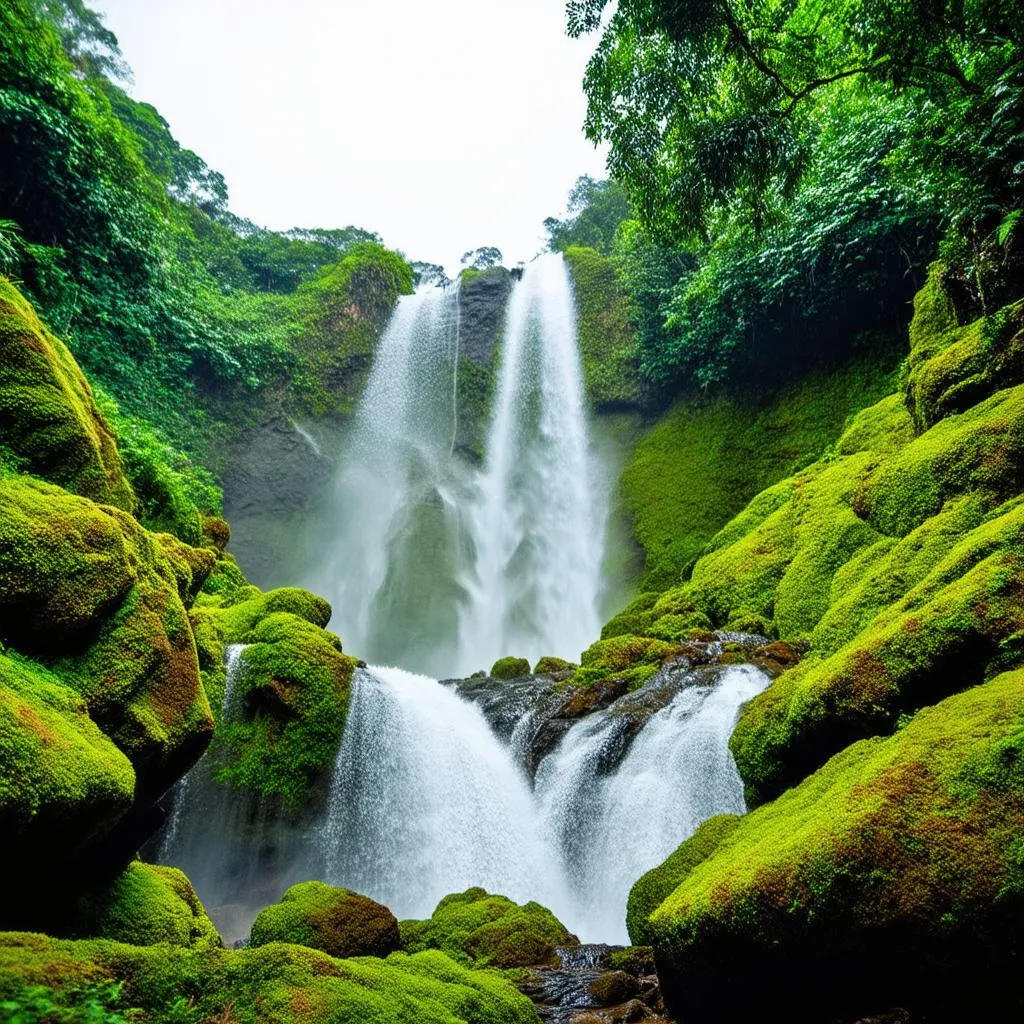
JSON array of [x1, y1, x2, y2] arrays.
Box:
[[906, 263, 1024, 429], [0, 279, 135, 512], [562, 246, 641, 408], [73, 862, 220, 950], [0, 934, 542, 1024], [0, 648, 135, 868], [731, 496, 1024, 803], [620, 347, 902, 590], [0, 475, 215, 802], [636, 671, 1024, 1021], [249, 882, 400, 959], [400, 889, 577, 969]]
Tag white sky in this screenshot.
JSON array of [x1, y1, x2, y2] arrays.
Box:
[[91, 0, 609, 274]]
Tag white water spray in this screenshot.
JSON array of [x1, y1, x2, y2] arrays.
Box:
[[319, 662, 770, 942], [320, 665, 573, 922], [456, 253, 608, 671]]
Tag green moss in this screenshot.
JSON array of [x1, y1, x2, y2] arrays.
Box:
[[627, 814, 741, 946], [0, 648, 135, 861], [250, 881, 399, 959], [600, 592, 660, 640], [732, 498, 1024, 803], [0, 475, 214, 801], [532, 657, 575, 675], [906, 264, 1024, 429], [74, 862, 220, 950], [859, 384, 1024, 538], [400, 889, 575, 969], [573, 634, 680, 691], [490, 657, 531, 680], [0, 280, 136, 513], [0, 933, 541, 1024], [199, 586, 333, 642], [562, 247, 641, 408], [620, 350, 902, 590], [212, 612, 355, 809], [641, 672, 1024, 1015]]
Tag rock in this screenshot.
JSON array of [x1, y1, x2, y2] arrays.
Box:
[[490, 656, 532, 680], [534, 655, 577, 674], [0, 280, 136, 512], [249, 881, 400, 959], [400, 888, 577, 968], [587, 971, 639, 1006]]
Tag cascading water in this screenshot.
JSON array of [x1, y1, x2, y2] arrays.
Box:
[[319, 665, 573, 922], [456, 253, 608, 672], [535, 664, 771, 941], [317, 660, 770, 943], [305, 254, 613, 676]]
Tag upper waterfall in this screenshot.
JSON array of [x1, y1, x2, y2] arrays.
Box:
[[305, 254, 613, 676]]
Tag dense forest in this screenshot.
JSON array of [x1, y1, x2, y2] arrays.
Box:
[[1, 1, 1023, 1023]]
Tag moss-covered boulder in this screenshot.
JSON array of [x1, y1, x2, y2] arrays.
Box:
[[906, 262, 1024, 429], [249, 881, 399, 959], [190, 587, 355, 810], [533, 656, 576, 675], [0, 933, 541, 1024], [490, 656, 531, 680], [0, 476, 215, 802], [0, 280, 135, 511], [574, 634, 680, 691], [73, 862, 220, 950], [0, 648, 135, 869], [630, 671, 1024, 1022], [400, 889, 577, 968]]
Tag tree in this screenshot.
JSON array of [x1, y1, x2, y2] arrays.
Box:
[[545, 176, 631, 255], [460, 246, 503, 270]]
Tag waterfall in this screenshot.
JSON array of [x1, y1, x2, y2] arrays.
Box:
[[456, 253, 608, 672], [305, 254, 612, 677], [319, 665, 574, 922], [535, 664, 771, 941], [318, 662, 770, 943]]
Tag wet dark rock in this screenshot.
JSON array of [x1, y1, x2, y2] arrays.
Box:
[[517, 945, 668, 1024], [457, 267, 514, 367]]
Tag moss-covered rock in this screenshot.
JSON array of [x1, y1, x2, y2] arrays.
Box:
[[191, 593, 355, 809], [0, 280, 135, 512], [400, 889, 577, 969], [533, 656, 576, 675], [906, 263, 1024, 429], [0, 475, 214, 802], [0, 648, 135, 868], [0, 933, 541, 1024], [574, 634, 680, 691], [732, 497, 1024, 803], [249, 881, 399, 959], [73, 862, 220, 950], [490, 657, 531, 680], [635, 672, 1024, 1022]]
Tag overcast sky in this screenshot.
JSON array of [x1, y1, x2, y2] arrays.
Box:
[[91, 0, 609, 273]]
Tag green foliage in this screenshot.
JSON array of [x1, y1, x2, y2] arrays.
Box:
[[460, 247, 503, 271], [0, 934, 542, 1024], [400, 889, 575, 969], [0, 981, 137, 1024], [545, 176, 630, 255], [249, 882, 400, 960]]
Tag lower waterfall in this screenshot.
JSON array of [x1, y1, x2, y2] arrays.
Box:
[[317, 661, 770, 944]]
